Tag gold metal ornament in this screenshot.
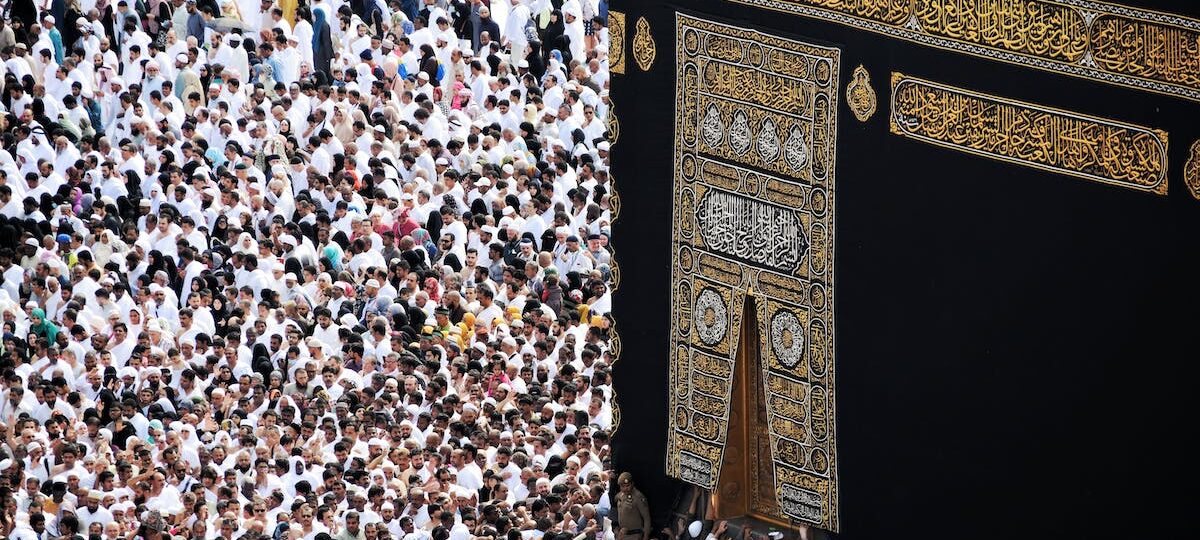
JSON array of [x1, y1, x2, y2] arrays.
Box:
[[1185, 140, 1200, 200], [609, 11, 626, 74], [633, 17, 656, 71], [845, 65, 876, 122], [890, 72, 1170, 195]]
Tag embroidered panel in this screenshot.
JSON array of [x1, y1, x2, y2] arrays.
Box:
[[889, 73, 1169, 194], [609, 11, 627, 74], [667, 13, 839, 531], [721, 0, 1200, 102]]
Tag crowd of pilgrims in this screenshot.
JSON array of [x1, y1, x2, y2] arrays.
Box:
[[0, 1, 624, 539]]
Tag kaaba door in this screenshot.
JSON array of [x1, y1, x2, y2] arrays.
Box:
[[712, 296, 788, 526]]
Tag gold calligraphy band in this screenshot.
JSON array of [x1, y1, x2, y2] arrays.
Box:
[[725, 0, 1200, 103], [890, 72, 1169, 195]]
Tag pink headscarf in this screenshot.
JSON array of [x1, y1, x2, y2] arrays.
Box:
[[450, 81, 468, 110]]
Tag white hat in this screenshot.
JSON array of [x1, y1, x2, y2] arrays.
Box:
[[688, 522, 703, 538], [365, 279, 381, 288], [474, 178, 490, 187]]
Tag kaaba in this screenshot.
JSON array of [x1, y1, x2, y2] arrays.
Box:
[[606, 1, 1200, 539]]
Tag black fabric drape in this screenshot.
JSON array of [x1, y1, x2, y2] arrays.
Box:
[[609, 1, 1200, 539]]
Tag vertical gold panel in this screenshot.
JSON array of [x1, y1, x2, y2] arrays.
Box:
[[609, 11, 627, 74], [667, 13, 839, 531]]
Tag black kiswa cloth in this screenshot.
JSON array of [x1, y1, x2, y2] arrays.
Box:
[[610, 1, 1200, 538]]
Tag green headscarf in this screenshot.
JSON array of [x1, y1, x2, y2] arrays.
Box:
[[29, 308, 59, 343]]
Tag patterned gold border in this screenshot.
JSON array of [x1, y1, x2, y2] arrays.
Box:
[[724, 0, 1200, 102], [609, 11, 627, 75], [633, 17, 657, 71], [890, 72, 1169, 194]]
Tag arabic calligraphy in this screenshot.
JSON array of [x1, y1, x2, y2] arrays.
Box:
[[1090, 16, 1200, 89], [845, 65, 877, 122], [1185, 140, 1200, 201], [724, 0, 1200, 102], [668, 13, 839, 531], [608, 11, 626, 74], [633, 17, 656, 71], [696, 188, 810, 274], [915, 0, 1089, 62], [702, 60, 815, 115], [890, 73, 1169, 194]]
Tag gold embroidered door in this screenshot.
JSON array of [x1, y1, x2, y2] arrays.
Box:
[[664, 13, 840, 531]]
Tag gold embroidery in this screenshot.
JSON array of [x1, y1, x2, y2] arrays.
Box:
[[609, 11, 627, 74], [1185, 140, 1200, 200], [667, 13, 839, 531], [723, 0, 1200, 102], [889, 73, 1169, 194], [845, 65, 877, 122], [607, 99, 620, 145], [633, 17, 656, 71], [915, 0, 1089, 63], [602, 15, 623, 432]]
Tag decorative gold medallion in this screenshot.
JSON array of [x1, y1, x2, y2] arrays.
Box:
[[890, 73, 1170, 195], [608, 11, 626, 74], [633, 17, 656, 71], [1186, 140, 1200, 200], [845, 65, 876, 122]]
